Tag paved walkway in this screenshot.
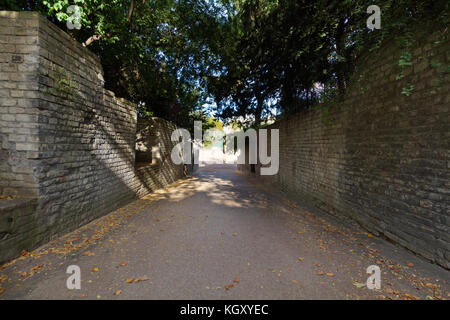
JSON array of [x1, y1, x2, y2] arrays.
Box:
[[0, 165, 448, 299]]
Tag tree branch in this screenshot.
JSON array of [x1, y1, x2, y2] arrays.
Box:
[[83, 34, 102, 47], [83, 0, 140, 46], [83, 33, 112, 47], [127, 0, 135, 21], [127, 0, 136, 31]]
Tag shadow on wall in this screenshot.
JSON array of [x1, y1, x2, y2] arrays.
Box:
[[0, 91, 186, 264], [0, 11, 188, 264]]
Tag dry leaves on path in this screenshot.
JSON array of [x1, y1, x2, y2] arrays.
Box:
[[30, 265, 42, 272], [353, 281, 366, 288], [125, 276, 149, 284]]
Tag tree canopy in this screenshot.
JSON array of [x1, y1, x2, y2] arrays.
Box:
[[208, 0, 449, 126], [2, 0, 448, 128]]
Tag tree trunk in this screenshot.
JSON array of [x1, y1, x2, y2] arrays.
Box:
[[335, 17, 347, 98], [254, 91, 263, 127]]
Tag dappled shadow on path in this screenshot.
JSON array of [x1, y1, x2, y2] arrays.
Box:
[[0, 164, 449, 300], [138, 164, 270, 211]]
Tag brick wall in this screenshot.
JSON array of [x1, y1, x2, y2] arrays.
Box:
[[134, 118, 185, 198], [240, 28, 450, 269], [0, 12, 185, 263], [0, 11, 40, 198]]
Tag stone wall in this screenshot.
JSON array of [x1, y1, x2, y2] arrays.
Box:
[[0, 198, 38, 260], [0, 11, 40, 198], [134, 118, 185, 198], [239, 28, 450, 269], [0, 12, 185, 263]]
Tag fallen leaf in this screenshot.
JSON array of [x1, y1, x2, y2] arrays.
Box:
[[92, 267, 99, 272], [114, 290, 122, 296], [65, 236, 81, 244], [224, 284, 234, 290], [134, 276, 149, 283], [326, 273, 335, 277], [126, 278, 135, 283], [298, 257, 304, 262], [82, 251, 95, 256], [353, 281, 366, 288], [30, 265, 43, 272], [316, 271, 324, 276], [234, 278, 240, 283], [119, 262, 127, 267], [405, 262, 414, 267]]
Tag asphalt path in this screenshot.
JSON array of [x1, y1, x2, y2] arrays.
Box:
[[0, 165, 448, 300]]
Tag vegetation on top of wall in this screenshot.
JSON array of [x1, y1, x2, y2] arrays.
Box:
[[2, 1, 448, 128], [51, 66, 78, 97]]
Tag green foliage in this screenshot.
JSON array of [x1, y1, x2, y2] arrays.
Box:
[[401, 84, 414, 97], [208, 0, 449, 123], [4, 0, 233, 129], [3, 0, 448, 125], [50, 66, 78, 97], [398, 52, 413, 68]]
